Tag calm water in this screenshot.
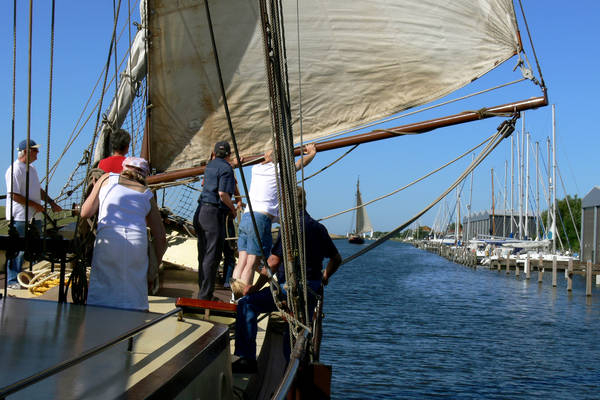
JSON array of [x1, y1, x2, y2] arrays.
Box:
[[321, 240, 600, 399]]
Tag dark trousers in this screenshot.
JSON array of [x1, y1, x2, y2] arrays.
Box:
[[194, 203, 225, 300], [222, 216, 236, 283], [234, 280, 322, 361]]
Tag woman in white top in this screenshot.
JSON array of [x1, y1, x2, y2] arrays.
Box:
[[81, 157, 167, 311], [230, 143, 316, 298]]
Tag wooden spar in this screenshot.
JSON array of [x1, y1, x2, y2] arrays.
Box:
[[146, 95, 547, 185]]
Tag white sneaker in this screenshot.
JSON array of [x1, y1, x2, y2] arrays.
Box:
[[230, 292, 238, 304]]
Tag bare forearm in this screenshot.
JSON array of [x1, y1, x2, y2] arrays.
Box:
[[323, 253, 342, 283], [219, 192, 236, 214], [10, 193, 43, 212]]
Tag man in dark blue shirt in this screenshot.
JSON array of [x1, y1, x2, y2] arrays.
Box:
[[194, 141, 237, 300], [232, 186, 342, 373]]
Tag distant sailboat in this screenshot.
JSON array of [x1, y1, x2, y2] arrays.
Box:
[[348, 179, 373, 244]]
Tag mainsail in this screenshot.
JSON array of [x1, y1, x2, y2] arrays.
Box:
[[354, 179, 373, 236], [145, 0, 524, 172]]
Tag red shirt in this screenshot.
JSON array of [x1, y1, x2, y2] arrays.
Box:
[[98, 155, 126, 173]]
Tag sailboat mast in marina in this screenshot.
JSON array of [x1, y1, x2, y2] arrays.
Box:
[[348, 178, 373, 244]]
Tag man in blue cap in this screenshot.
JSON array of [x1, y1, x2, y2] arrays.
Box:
[[4, 139, 62, 289], [193, 141, 237, 300]]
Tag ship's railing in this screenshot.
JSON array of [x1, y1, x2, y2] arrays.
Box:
[[0, 307, 182, 398], [273, 329, 310, 400]]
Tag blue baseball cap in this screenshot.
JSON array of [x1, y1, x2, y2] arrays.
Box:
[[17, 139, 41, 151]]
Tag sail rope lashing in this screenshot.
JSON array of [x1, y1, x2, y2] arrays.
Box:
[[307, 77, 529, 146], [299, 144, 358, 183], [341, 115, 518, 266], [258, 0, 310, 341], [318, 131, 496, 222], [271, 0, 312, 340], [516, 0, 546, 89]]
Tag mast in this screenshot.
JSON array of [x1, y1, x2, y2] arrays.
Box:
[[467, 154, 474, 245], [552, 104, 557, 253], [504, 159, 507, 237], [547, 137, 551, 242], [525, 132, 530, 239], [519, 115, 524, 239], [535, 141, 540, 240], [491, 168, 495, 236], [510, 134, 514, 237], [456, 187, 460, 245]]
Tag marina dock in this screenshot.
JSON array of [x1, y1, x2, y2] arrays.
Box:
[[411, 240, 600, 296]]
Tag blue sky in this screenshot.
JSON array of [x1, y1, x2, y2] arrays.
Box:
[[1, 1, 599, 235]]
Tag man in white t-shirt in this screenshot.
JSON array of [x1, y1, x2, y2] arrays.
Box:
[[230, 143, 316, 299], [4, 139, 62, 289]]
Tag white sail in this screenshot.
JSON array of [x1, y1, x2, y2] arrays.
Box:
[[146, 0, 521, 172], [355, 184, 373, 235]]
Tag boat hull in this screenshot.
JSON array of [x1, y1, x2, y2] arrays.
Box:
[[348, 235, 364, 244]]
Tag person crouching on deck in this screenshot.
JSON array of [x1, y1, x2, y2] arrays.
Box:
[[232, 186, 342, 373], [80, 157, 167, 311]]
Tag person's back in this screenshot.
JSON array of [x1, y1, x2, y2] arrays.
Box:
[[82, 157, 166, 311], [245, 162, 278, 218], [97, 174, 152, 233], [98, 155, 126, 173]]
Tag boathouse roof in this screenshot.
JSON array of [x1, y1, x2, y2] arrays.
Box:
[[582, 186, 600, 208]]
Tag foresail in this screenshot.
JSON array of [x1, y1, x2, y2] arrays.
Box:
[[147, 0, 520, 172]]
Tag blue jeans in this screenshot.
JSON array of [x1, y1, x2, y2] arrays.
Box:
[[237, 212, 272, 257], [7, 220, 42, 284], [234, 280, 322, 361]]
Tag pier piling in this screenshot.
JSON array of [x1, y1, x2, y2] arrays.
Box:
[[552, 256, 557, 287]]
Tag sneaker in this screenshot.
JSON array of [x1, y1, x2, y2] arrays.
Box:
[[7, 283, 21, 290], [223, 281, 231, 289], [230, 292, 237, 304], [231, 279, 246, 299], [232, 357, 257, 374]]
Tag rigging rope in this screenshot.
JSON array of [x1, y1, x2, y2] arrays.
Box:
[[202, 0, 282, 294], [318, 132, 496, 222], [43, 0, 56, 236], [341, 116, 518, 266], [517, 0, 546, 89], [299, 144, 358, 183]]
